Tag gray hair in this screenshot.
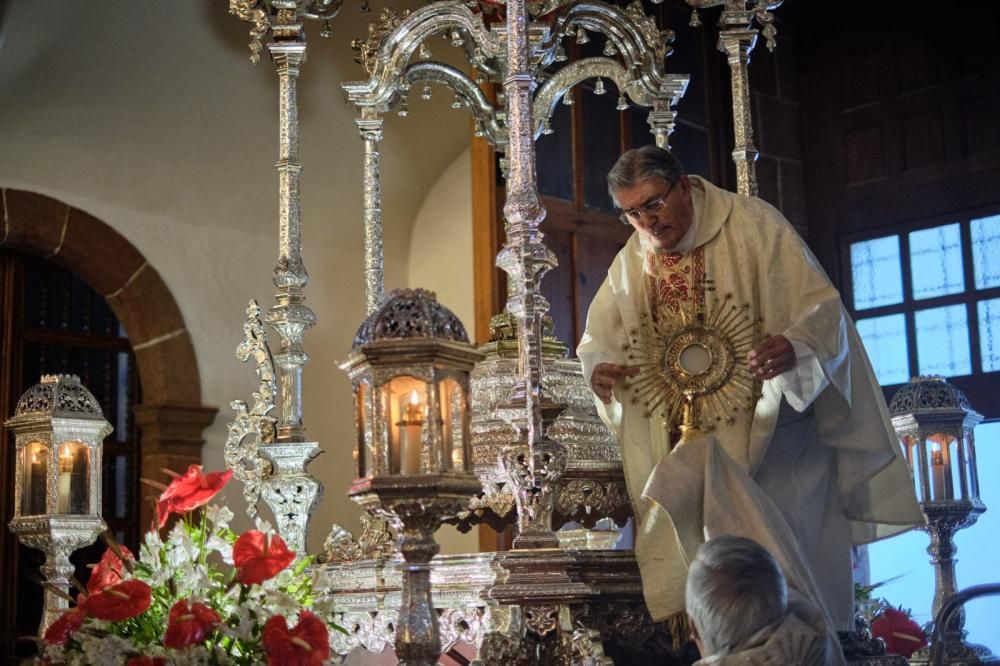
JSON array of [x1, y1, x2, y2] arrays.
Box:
[[606, 145, 685, 207], [685, 535, 788, 656]]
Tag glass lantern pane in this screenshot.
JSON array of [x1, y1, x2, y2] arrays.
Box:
[[977, 298, 1000, 372], [856, 314, 910, 385], [21, 442, 49, 515], [915, 305, 971, 377], [439, 377, 466, 473], [966, 432, 981, 500], [971, 214, 1000, 289], [57, 442, 90, 514], [899, 436, 922, 502], [909, 223, 964, 299], [355, 382, 370, 478], [925, 434, 952, 502], [851, 235, 904, 310], [388, 376, 426, 475], [949, 434, 966, 501]]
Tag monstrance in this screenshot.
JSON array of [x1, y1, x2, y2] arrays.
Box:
[[622, 281, 762, 447]]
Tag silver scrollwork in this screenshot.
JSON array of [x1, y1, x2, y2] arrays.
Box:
[[225, 300, 277, 517], [321, 513, 396, 563]]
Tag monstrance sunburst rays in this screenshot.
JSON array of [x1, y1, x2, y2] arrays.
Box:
[[621, 286, 763, 438]]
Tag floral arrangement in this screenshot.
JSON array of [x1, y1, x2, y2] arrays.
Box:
[[855, 581, 927, 659], [41, 465, 341, 665]]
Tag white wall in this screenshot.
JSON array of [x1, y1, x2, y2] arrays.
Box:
[[406, 147, 478, 554], [0, 0, 472, 553], [407, 147, 474, 328]]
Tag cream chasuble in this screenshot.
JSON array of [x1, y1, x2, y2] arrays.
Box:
[[577, 176, 923, 627]]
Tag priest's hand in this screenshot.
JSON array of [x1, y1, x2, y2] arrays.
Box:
[[590, 363, 640, 404], [748, 335, 796, 380]]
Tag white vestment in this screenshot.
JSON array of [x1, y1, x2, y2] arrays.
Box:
[[577, 176, 923, 628], [695, 597, 841, 666]]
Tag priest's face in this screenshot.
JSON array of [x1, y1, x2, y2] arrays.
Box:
[[614, 175, 694, 251]]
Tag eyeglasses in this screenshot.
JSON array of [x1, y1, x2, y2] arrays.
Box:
[[618, 180, 677, 225]]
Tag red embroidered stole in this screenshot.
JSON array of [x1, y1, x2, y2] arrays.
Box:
[[645, 246, 705, 319]]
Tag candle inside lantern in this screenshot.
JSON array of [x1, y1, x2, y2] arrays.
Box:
[[930, 442, 946, 501], [55, 443, 88, 514], [57, 444, 75, 513], [397, 389, 424, 475]]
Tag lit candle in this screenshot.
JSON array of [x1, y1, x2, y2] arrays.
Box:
[[930, 443, 946, 501], [398, 390, 424, 475], [57, 444, 75, 513]]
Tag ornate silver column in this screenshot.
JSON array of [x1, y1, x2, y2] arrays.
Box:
[[227, 4, 324, 557], [496, 0, 567, 551], [358, 108, 385, 315], [719, 27, 758, 197], [686, 0, 782, 197], [266, 18, 314, 443], [261, 16, 324, 556], [647, 98, 678, 149]]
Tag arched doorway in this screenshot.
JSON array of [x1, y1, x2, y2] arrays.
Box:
[[0, 189, 216, 660]]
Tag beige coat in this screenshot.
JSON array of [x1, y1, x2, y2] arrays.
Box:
[[577, 176, 923, 623]]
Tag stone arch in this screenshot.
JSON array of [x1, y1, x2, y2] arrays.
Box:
[[0, 188, 216, 527]]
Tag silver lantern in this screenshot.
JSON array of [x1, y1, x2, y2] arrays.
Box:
[[7, 374, 110, 640], [889, 375, 997, 664], [340, 288, 483, 666]]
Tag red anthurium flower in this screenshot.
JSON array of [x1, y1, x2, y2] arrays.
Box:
[[43, 605, 86, 645], [87, 544, 135, 593], [872, 607, 927, 659], [156, 465, 232, 527], [82, 580, 151, 622], [163, 599, 221, 649], [233, 530, 295, 585], [262, 611, 330, 666]]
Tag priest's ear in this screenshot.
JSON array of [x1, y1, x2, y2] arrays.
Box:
[[677, 174, 693, 197]]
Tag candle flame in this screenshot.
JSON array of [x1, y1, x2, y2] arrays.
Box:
[[60, 445, 73, 461], [409, 389, 420, 406]]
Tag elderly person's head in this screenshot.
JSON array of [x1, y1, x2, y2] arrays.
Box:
[[685, 535, 788, 658], [607, 145, 694, 251]]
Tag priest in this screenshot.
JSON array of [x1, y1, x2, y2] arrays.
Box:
[[577, 145, 923, 635]]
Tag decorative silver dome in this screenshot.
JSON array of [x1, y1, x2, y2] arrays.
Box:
[[352, 288, 469, 347], [888, 375, 973, 415], [14, 374, 104, 418]]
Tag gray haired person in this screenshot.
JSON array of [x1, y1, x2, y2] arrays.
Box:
[[686, 535, 838, 665]]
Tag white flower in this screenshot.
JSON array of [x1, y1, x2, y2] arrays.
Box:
[[163, 644, 218, 665], [78, 634, 134, 666], [261, 589, 300, 617], [165, 524, 200, 574], [206, 533, 234, 564], [175, 562, 212, 597], [235, 610, 257, 641], [311, 595, 337, 620], [265, 565, 297, 592], [167, 543, 194, 570], [206, 504, 234, 531], [140, 529, 163, 564], [43, 643, 66, 663], [254, 517, 275, 536]]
